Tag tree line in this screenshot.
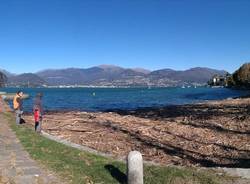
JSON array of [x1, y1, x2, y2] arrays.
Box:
[[227, 63, 250, 89], [0, 72, 7, 87]]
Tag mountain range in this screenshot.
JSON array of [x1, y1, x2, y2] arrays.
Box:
[[1, 65, 227, 87]]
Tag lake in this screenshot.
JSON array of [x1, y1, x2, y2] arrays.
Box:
[[0, 87, 248, 112]]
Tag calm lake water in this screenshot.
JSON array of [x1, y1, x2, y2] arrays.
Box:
[[0, 87, 248, 112]]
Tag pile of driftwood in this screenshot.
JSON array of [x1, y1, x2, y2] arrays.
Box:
[[23, 98, 250, 167]]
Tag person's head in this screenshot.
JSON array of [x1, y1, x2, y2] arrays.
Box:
[[36, 93, 43, 98], [17, 91, 23, 97]]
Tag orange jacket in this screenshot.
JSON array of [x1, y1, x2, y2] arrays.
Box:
[[13, 94, 22, 110]]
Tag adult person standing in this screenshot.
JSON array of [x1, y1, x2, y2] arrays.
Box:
[[13, 91, 23, 125], [33, 93, 43, 133]]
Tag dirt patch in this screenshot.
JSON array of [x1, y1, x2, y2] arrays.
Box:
[[23, 98, 250, 167]]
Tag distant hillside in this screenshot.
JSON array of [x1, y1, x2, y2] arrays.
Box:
[[0, 69, 15, 78], [131, 68, 151, 74], [148, 67, 226, 87], [97, 65, 151, 74], [1, 65, 227, 87], [7, 73, 47, 87], [36, 66, 226, 87], [37, 66, 146, 86]]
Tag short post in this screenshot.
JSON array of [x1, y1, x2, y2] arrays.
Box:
[[127, 151, 143, 184]]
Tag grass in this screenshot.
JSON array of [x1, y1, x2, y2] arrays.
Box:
[[3, 112, 234, 184]]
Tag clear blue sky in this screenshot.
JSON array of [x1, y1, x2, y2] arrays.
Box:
[[0, 0, 249, 74]]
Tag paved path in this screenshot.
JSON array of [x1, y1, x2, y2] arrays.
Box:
[[0, 100, 63, 184]]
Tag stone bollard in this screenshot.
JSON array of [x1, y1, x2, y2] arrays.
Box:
[[127, 151, 143, 184]]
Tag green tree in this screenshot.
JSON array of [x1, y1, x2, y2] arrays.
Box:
[[230, 63, 250, 88], [0, 72, 7, 87]]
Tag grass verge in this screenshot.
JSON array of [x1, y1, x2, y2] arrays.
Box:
[[3, 112, 235, 184]]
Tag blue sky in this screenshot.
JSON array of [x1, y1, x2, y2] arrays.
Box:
[[0, 0, 249, 74]]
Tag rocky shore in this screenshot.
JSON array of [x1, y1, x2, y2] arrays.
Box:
[[23, 97, 250, 168]]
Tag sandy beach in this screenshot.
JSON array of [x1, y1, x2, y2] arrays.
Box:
[[23, 97, 250, 168]]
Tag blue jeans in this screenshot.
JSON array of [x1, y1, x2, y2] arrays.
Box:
[[35, 115, 43, 133], [15, 109, 23, 125], [35, 120, 42, 133]]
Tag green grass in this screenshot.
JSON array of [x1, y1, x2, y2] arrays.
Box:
[[3, 112, 233, 184]]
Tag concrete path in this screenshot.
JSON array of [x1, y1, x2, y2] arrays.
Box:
[[0, 100, 63, 184]]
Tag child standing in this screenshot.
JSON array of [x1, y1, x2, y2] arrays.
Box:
[[33, 93, 43, 133], [34, 108, 41, 131]]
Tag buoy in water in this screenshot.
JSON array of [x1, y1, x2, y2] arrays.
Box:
[[92, 92, 96, 96]]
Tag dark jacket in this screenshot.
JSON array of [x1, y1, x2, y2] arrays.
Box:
[[33, 96, 43, 115]]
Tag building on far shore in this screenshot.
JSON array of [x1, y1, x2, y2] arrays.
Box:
[[208, 74, 228, 87]]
